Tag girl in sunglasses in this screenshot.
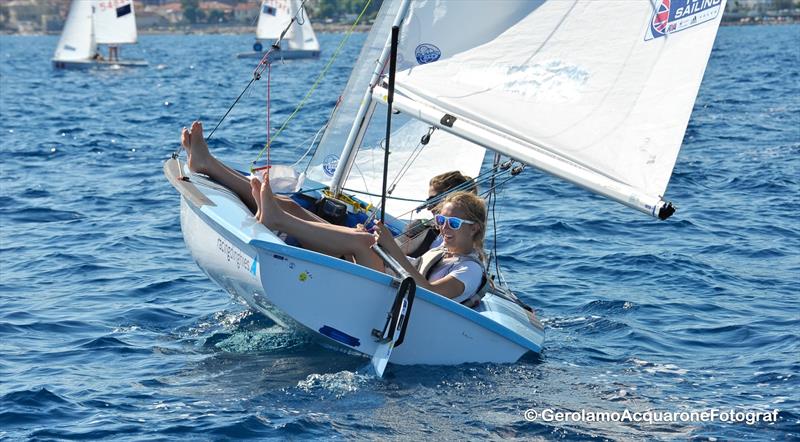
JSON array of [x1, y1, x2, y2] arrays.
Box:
[[251, 177, 488, 305], [400, 170, 478, 258]]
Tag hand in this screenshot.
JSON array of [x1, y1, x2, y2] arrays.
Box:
[[373, 221, 394, 248]]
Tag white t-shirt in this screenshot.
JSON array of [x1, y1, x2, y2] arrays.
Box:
[[427, 253, 484, 303]]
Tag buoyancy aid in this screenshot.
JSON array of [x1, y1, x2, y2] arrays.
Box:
[[416, 246, 489, 308]]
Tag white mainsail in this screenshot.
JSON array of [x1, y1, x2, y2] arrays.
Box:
[[53, 1, 94, 61], [384, 0, 726, 217], [308, 0, 541, 218], [256, 0, 291, 41], [256, 0, 318, 51], [93, 0, 138, 45]]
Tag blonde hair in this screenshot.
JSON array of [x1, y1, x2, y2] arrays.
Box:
[[441, 191, 487, 263]]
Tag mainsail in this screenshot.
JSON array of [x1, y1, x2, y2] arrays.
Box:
[[307, 0, 542, 218], [382, 0, 727, 217], [53, 1, 94, 61], [256, 0, 291, 41], [93, 0, 138, 45]]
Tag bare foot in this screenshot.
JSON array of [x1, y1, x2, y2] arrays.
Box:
[[256, 175, 286, 230], [250, 176, 261, 220], [181, 121, 212, 174]]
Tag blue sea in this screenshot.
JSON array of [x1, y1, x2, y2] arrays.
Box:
[[1, 25, 798, 441]]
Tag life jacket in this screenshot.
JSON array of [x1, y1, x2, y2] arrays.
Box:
[[416, 246, 489, 308], [406, 228, 439, 258]]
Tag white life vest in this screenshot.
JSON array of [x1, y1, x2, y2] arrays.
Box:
[[416, 246, 489, 308]]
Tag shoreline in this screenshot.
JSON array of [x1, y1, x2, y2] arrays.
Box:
[[2, 20, 797, 37]]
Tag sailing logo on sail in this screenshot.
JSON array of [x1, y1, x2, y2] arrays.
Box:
[[645, 0, 723, 40], [415, 43, 441, 65], [323, 154, 339, 177]]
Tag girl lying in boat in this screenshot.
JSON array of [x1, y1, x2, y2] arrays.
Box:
[[251, 175, 488, 306], [181, 121, 488, 305]]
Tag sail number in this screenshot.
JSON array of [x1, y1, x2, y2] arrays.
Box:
[[96, 0, 131, 11]]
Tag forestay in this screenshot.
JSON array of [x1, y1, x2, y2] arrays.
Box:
[[93, 0, 138, 45], [386, 0, 726, 217], [53, 1, 94, 61], [307, 0, 542, 219]]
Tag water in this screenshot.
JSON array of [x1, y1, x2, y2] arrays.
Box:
[[1, 26, 798, 440]]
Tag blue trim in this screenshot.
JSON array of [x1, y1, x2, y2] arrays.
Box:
[[249, 239, 542, 353], [250, 239, 394, 286], [319, 325, 361, 347], [182, 188, 543, 354]]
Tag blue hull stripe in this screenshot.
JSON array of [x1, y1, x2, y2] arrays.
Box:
[[250, 239, 543, 353], [319, 325, 361, 347]]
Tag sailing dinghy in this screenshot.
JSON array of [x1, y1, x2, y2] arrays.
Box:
[[53, 0, 147, 69], [237, 0, 320, 60], [165, 0, 725, 375]]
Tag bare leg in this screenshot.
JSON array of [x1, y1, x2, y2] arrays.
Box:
[[181, 121, 326, 223], [252, 177, 385, 272]]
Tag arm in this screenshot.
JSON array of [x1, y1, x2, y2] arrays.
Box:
[[374, 222, 466, 299]]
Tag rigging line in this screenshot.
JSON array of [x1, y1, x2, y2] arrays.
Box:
[[251, 0, 374, 172], [300, 95, 341, 173], [178, 0, 310, 158], [386, 126, 435, 195], [411, 165, 507, 213], [291, 121, 328, 168]]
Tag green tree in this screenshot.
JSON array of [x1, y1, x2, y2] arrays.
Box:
[[181, 0, 204, 24], [771, 0, 794, 10]]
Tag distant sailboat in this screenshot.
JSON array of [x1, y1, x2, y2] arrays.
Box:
[[53, 0, 147, 69], [237, 0, 320, 60]]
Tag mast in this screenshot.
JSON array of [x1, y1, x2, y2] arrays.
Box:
[[329, 0, 411, 197]]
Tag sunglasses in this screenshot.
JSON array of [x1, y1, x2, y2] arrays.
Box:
[[434, 214, 475, 230]]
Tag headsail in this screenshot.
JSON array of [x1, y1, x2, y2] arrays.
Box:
[[308, 0, 542, 218], [53, 1, 94, 61], [93, 0, 138, 45], [381, 0, 726, 217]]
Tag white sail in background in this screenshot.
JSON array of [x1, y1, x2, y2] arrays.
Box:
[[290, 0, 320, 52], [256, 0, 291, 41], [309, 0, 540, 218], [93, 0, 138, 45], [391, 0, 726, 215], [255, 0, 318, 51], [53, 0, 94, 61]]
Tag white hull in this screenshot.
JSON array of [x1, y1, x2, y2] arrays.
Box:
[[52, 59, 148, 69], [165, 159, 544, 366], [236, 49, 320, 60]]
